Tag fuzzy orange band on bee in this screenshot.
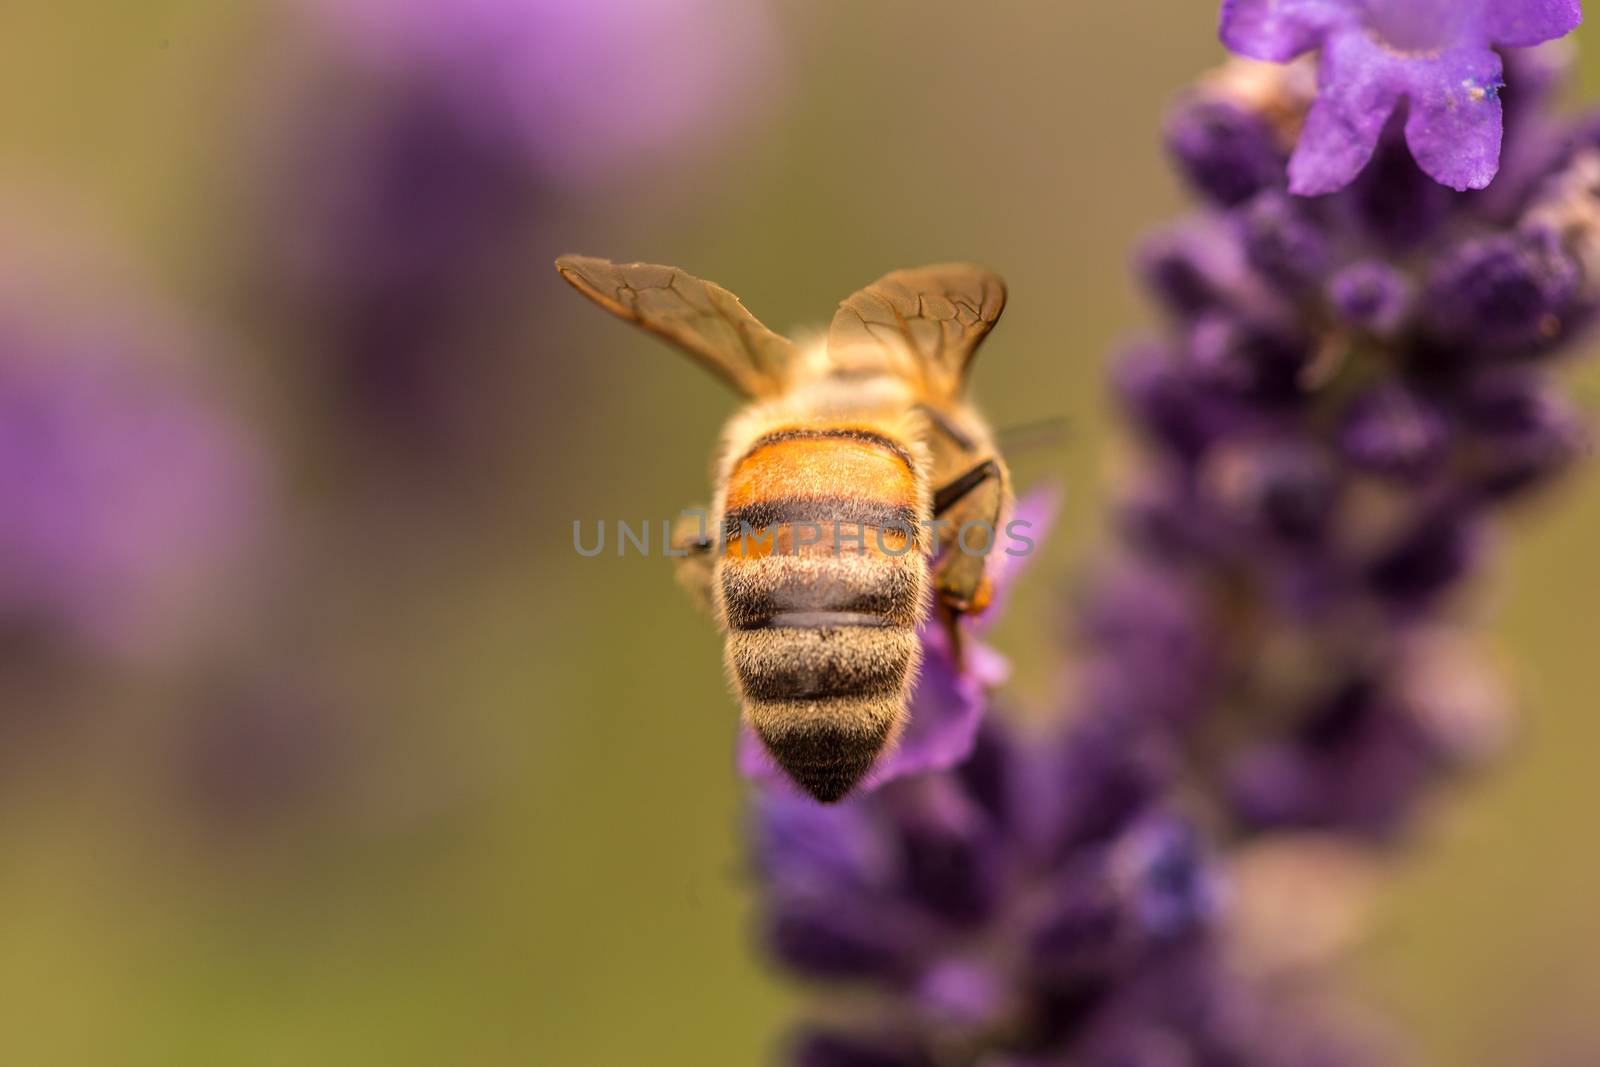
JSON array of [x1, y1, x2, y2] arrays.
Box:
[[723, 428, 920, 515], [719, 423, 929, 563]]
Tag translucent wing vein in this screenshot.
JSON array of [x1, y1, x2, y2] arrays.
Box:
[[555, 255, 795, 397]]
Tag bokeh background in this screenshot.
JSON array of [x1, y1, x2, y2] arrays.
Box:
[[1, 2, 1597, 1064]]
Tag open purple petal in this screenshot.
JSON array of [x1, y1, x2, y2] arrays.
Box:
[[1485, 0, 1583, 48], [1218, 0, 1581, 197], [1403, 48, 1505, 191], [1288, 31, 1405, 196], [1219, 0, 1350, 62], [857, 621, 993, 790]]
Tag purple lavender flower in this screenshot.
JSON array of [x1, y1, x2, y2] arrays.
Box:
[[1116, 40, 1600, 847], [1219, 0, 1583, 194], [752, 710, 1378, 1066], [753, 16, 1600, 1066], [0, 277, 265, 658], [758, 719, 1210, 1062]]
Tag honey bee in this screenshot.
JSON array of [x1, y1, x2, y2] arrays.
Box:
[[557, 256, 1012, 802]]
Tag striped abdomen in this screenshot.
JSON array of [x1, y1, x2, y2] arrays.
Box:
[[716, 427, 929, 802]]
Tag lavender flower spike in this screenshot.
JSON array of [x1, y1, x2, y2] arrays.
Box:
[[1219, 0, 1583, 194], [752, 10, 1600, 1066]]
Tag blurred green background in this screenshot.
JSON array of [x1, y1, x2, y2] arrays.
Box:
[[0, 2, 1597, 1064]]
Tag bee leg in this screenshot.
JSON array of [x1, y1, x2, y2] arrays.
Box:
[[933, 597, 968, 671], [669, 507, 717, 614], [931, 459, 1005, 616]]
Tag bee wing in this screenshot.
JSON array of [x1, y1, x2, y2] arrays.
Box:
[[556, 255, 796, 398], [828, 264, 1007, 397]]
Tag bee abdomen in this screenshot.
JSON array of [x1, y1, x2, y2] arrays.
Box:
[[728, 625, 921, 803], [716, 424, 930, 802], [723, 534, 928, 799], [720, 515, 927, 802]]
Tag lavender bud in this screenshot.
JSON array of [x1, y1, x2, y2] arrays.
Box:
[[765, 903, 912, 983], [896, 804, 1001, 925], [1423, 232, 1581, 353], [1201, 438, 1339, 543], [1326, 260, 1413, 336], [1343, 127, 1453, 250], [1229, 708, 1434, 838], [1117, 476, 1214, 562], [1303, 689, 1437, 836], [1110, 814, 1222, 942], [1113, 344, 1227, 463], [1137, 228, 1237, 317], [1028, 869, 1124, 981], [1460, 372, 1589, 498], [1366, 505, 1480, 606], [954, 720, 1022, 831], [1239, 192, 1332, 291], [1338, 384, 1450, 481], [1072, 571, 1213, 733], [1164, 98, 1286, 207], [913, 960, 1008, 1028], [1186, 313, 1316, 405]]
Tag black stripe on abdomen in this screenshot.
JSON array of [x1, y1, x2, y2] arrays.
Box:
[[736, 641, 910, 701], [730, 621, 918, 702], [722, 559, 923, 631], [721, 497, 918, 542]]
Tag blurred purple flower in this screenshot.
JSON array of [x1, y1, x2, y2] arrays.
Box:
[[1219, 0, 1582, 193], [258, 76, 536, 460], [258, 0, 782, 465], [1326, 260, 1413, 336], [302, 0, 782, 184], [0, 290, 265, 657]]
